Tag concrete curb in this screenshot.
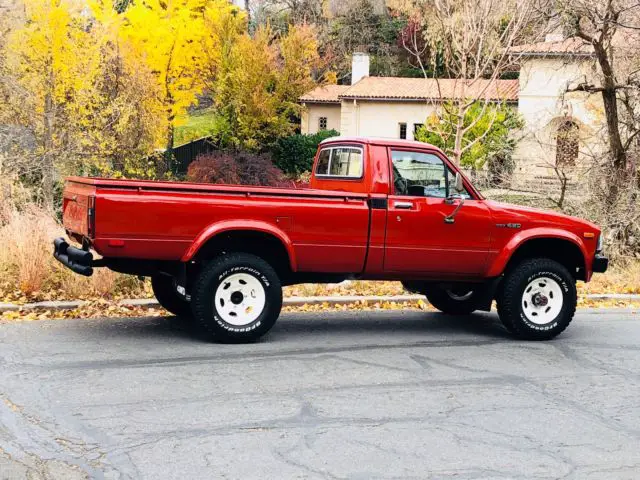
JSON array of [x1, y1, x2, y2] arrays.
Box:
[[2, 293, 640, 314]]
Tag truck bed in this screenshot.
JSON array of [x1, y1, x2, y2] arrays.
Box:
[[63, 177, 377, 274], [66, 176, 368, 198]]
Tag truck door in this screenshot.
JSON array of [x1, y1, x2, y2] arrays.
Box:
[[384, 148, 492, 277]]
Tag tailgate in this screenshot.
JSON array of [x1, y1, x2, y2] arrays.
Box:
[[63, 180, 96, 238]]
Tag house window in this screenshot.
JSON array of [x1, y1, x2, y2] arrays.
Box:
[[399, 123, 407, 139], [319, 117, 328, 131], [556, 120, 579, 167], [413, 123, 424, 136]]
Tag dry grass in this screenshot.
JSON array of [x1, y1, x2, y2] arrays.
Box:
[[578, 260, 640, 295], [0, 206, 149, 303], [0, 205, 55, 294]]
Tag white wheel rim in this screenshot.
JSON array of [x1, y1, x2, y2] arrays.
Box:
[[214, 273, 266, 326], [521, 276, 563, 325]]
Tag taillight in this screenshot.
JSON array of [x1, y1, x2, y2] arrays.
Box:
[[87, 196, 96, 238]]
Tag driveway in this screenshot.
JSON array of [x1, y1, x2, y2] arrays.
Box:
[[1, 309, 639, 479]]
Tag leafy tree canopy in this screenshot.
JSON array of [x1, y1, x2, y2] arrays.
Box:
[[415, 101, 524, 170]]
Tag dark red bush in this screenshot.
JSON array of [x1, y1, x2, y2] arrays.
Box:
[[187, 151, 292, 187]]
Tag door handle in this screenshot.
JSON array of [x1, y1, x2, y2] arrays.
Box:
[[393, 201, 413, 210]]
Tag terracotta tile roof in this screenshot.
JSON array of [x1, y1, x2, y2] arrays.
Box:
[[508, 37, 594, 56], [337, 77, 519, 102], [299, 84, 350, 103]]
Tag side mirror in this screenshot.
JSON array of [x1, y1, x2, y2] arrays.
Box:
[[454, 172, 464, 193], [445, 172, 465, 224]]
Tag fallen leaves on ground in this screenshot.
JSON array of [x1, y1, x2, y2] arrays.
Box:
[[282, 299, 433, 313], [2, 297, 639, 323], [284, 280, 406, 298], [0, 277, 153, 304], [577, 298, 640, 309], [0, 301, 168, 322]]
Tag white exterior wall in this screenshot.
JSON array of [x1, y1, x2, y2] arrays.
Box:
[[300, 104, 342, 134], [339, 100, 437, 139], [514, 56, 606, 182]]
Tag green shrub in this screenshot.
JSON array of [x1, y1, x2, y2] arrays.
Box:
[[272, 130, 339, 175]]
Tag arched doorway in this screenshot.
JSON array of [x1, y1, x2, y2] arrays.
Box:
[[556, 120, 579, 167]]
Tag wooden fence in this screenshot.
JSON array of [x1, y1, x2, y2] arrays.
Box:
[[171, 137, 217, 175]]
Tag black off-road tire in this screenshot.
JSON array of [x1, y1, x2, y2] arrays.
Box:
[[191, 253, 282, 343], [151, 274, 192, 319], [497, 258, 576, 340], [424, 285, 480, 315]]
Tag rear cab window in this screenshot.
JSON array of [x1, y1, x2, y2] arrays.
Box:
[[315, 146, 363, 179]]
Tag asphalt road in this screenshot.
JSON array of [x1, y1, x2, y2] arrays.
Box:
[[1, 309, 640, 480]]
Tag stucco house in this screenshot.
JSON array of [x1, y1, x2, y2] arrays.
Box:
[[300, 37, 604, 185], [508, 36, 603, 182], [300, 53, 518, 141]]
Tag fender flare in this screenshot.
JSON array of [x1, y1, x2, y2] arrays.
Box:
[[486, 228, 588, 278], [181, 219, 297, 271]]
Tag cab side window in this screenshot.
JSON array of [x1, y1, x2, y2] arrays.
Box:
[[391, 149, 470, 198], [391, 150, 448, 197]]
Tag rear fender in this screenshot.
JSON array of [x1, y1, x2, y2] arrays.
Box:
[[486, 228, 588, 278], [181, 219, 297, 271]]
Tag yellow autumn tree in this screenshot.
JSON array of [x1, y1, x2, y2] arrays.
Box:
[[202, 12, 324, 151], [80, 0, 166, 177], [202, 0, 246, 81], [1, 0, 175, 207], [119, 0, 217, 168], [220, 26, 289, 150], [276, 24, 322, 123], [0, 0, 323, 201], [3, 0, 97, 208]]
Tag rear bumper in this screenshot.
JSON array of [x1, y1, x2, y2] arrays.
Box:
[[592, 254, 609, 273], [53, 237, 94, 276]]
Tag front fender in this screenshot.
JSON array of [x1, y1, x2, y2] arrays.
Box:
[[486, 228, 588, 277], [181, 219, 297, 271]]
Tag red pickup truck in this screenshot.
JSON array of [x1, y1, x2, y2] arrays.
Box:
[[55, 136, 607, 342]]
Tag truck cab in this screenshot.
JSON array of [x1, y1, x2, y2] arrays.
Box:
[[311, 137, 605, 281], [54, 136, 608, 343]]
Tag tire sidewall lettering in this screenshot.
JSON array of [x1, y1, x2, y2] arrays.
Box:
[[218, 266, 270, 287]]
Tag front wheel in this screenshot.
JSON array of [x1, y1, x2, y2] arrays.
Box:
[[497, 258, 576, 340], [191, 253, 283, 343], [424, 285, 481, 315]]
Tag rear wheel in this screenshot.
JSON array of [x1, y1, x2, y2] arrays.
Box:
[[151, 274, 192, 319], [497, 258, 576, 340], [191, 253, 282, 343], [424, 285, 480, 315]]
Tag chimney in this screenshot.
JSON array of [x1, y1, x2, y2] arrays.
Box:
[[351, 52, 370, 85], [544, 15, 564, 42]]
